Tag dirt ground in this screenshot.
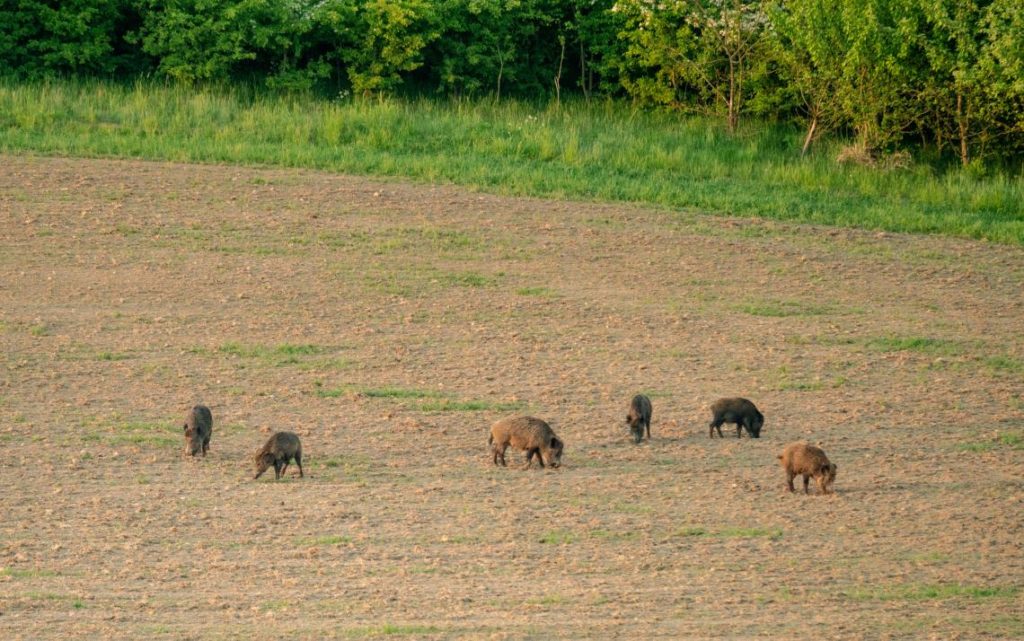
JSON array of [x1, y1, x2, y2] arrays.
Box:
[[1, 155, 1022, 640]]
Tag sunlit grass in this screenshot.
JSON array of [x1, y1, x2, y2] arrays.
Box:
[[1, 79, 1022, 243]]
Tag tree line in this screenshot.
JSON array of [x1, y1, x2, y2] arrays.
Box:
[[2, 0, 1022, 166]]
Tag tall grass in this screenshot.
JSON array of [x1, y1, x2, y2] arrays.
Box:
[[2, 79, 1022, 243]]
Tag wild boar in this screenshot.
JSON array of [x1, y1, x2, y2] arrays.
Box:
[[777, 441, 837, 495], [626, 394, 652, 443], [708, 397, 764, 438], [183, 405, 213, 457], [253, 431, 304, 480], [489, 416, 563, 469]]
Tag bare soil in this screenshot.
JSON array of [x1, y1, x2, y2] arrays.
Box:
[[1, 155, 1022, 640]]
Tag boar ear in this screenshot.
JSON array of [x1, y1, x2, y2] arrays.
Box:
[[550, 437, 560, 449]]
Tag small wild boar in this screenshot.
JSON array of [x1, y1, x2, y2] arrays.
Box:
[[777, 441, 837, 495], [708, 397, 764, 438], [253, 431, 304, 480], [183, 405, 213, 457], [626, 394, 652, 444], [489, 416, 564, 469]]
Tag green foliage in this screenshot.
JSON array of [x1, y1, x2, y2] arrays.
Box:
[[0, 0, 1020, 164], [133, 0, 328, 85], [844, 583, 1018, 601], [318, 0, 439, 96], [1, 80, 1022, 242], [617, 0, 768, 131], [0, 0, 140, 77]]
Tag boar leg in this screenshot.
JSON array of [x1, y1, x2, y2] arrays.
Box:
[[786, 471, 796, 492], [295, 452, 303, 478], [525, 448, 545, 469], [802, 475, 811, 494]]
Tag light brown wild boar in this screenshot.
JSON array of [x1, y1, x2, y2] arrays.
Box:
[[183, 405, 213, 457], [489, 416, 564, 469], [626, 394, 652, 444], [709, 397, 764, 438], [777, 441, 837, 495], [253, 431, 303, 480]]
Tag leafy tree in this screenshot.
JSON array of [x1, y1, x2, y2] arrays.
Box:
[[134, 0, 268, 82], [0, 0, 134, 77], [315, 0, 438, 97], [617, 0, 767, 132], [426, 0, 561, 99]]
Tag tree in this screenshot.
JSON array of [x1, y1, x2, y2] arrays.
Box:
[[0, 0, 133, 77], [315, 0, 438, 97], [617, 0, 767, 132]]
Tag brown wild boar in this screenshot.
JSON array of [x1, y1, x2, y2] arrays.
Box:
[[708, 397, 764, 438], [183, 405, 213, 457], [253, 431, 303, 480], [777, 441, 837, 495], [626, 394, 652, 444], [489, 416, 564, 469]]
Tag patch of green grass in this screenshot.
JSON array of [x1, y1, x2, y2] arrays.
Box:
[[516, 286, 556, 297], [985, 355, 1024, 375], [440, 271, 498, 288], [528, 594, 571, 606], [116, 420, 167, 432], [717, 527, 784, 540], [1, 567, 58, 579], [219, 342, 324, 361], [96, 351, 131, 361], [418, 399, 525, 412], [4, 79, 1021, 244], [297, 535, 351, 546], [362, 387, 442, 399], [109, 433, 179, 448], [737, 299, 835, 317], [538, 530, 575, 545], [1001, 432, 1024, 448], [672, 526, 782, 540], [260, 599, 290, 612], [344, 624, 442, 637], [29, 323, 49, 336], [865, 336, 963, 355], [844, 583, 1018, 601], [958, 430, 1024, 452]]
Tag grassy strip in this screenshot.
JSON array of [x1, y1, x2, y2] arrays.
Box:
[[844, 583, 1018, 601], [1, 79, 1022, 243]]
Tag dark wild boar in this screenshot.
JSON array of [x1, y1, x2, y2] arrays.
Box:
[[777, 441, 837, 495], [183, 404, 213, 457], [708, 397, 763, 438], [253, 431, 304, 480], [626, 394, 652, 443], [489, 416, 564, 469]]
